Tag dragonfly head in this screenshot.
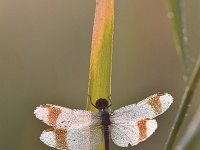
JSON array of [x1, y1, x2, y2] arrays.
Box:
[[95, 98, 109, 110]]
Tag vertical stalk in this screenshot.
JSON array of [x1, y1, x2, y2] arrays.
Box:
[[86, 1, 114, 149], [87, 0, 114, 113], [167, 0, 189, 78], [164, 56, 200, 150]]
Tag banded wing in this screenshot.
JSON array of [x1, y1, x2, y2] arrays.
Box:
[[34, 104, 103, 150], [111, 119, 157, 147], [111, 93, 173, 123], [34, 104, 100, 128], [110, 93, 173, 147], [40, 126, 102, 150]]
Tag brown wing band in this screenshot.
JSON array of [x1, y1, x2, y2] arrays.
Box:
[[41, 104, 62, 126], [45, 128, 68, 149], [137, 119, 147, 140], [54, 128, 68, 149], [147, 94, 162, 115]]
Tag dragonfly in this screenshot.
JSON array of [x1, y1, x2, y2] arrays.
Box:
[[34, 92, 173, 150]]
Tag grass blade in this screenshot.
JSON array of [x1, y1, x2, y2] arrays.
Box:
[[86, 1, 114, 149], [175, 106, 200, 150], [164, 56, 200, 150], [167, 0, 189, 78], [87, 0, 114, 112]]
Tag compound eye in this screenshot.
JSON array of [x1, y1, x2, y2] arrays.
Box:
[[103, 100, 108, 107], [95, 101, 100, 108]]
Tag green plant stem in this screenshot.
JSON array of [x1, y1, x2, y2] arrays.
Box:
[[86, 1, 114, 149], [87, 0, 114, 112], [175, 106, 200, 150], [167, 0, 189, 78], [164, 56, 200, 150]]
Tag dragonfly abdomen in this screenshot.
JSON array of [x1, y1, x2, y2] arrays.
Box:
[[103, 123, 110, 150], [101, 109, 111, 150]]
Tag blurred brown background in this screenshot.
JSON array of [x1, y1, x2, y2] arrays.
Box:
[[0, 0, 199, 150]]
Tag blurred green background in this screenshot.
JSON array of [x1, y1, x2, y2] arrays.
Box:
[[0, 0, 199, 150]]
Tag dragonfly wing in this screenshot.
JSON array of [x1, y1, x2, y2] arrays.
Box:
[[34, 104, 100, 128], [110, 118, 157, 147], [111, 93, 173, 123], [40, 126, 103, 150], [110, 93, 172, 147]]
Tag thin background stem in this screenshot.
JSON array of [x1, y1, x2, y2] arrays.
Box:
[[167, 0, 189, 78], [175, 106, 200, 150], [164, 56, 200, 150]]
